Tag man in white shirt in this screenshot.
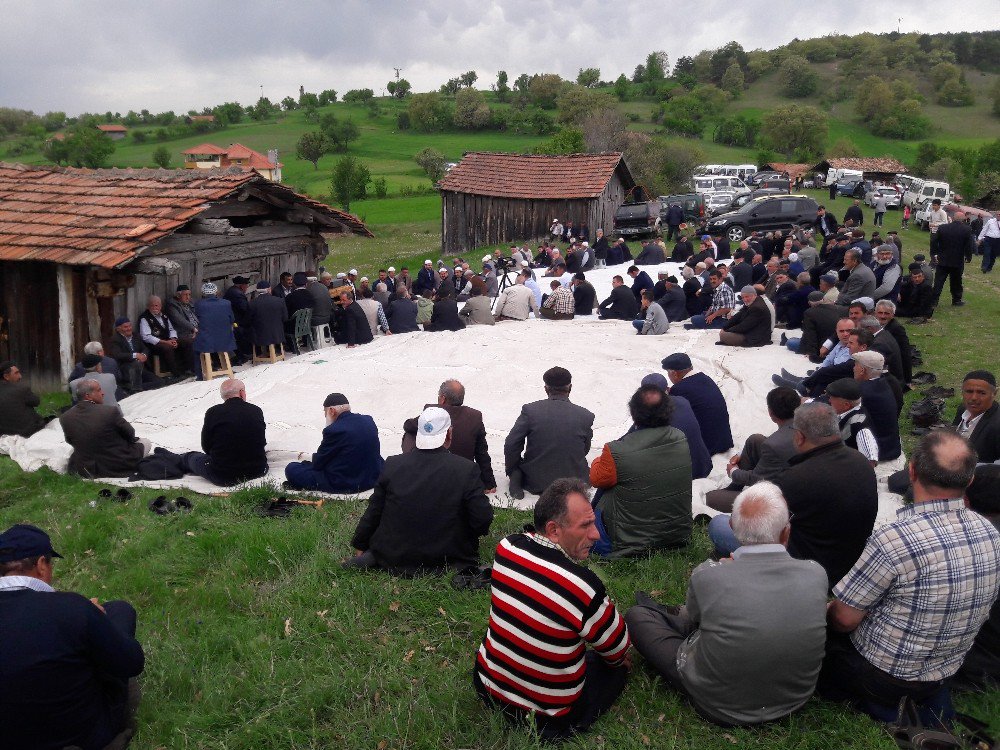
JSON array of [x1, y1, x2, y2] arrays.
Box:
[[978, 209, 1000, 274], [494, 272, 540, 321], [137, 295, 190, 378]]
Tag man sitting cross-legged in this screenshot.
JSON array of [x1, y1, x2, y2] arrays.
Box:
[[473, 478, 631, 742], [284, 393, 384, 494], [345, 407, 493, 575], [625, 483, 828, 726]]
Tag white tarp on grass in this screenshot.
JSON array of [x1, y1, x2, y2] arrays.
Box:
[[0, 262, 904, 521]]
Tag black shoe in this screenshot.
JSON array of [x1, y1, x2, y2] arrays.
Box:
[[780, 332, 788, 345], [809, 355, 824, 364], [952, 300, 966, 307], [508, 473, 524, 501]]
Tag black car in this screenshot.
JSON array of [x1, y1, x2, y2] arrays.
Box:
[[711, 187, 788, 217], [658, 193, 707, 226], [705, 195, 819, 243], [614, 201, 660, 239]]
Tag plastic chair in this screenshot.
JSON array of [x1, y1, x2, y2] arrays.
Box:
[[286, 308, 315, 353], [312, 322, 333, 348]]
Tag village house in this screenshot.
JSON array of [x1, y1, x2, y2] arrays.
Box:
[[183, 143, 283, 182], [0, 163, 370, 389], [96, 124, 128, 140]]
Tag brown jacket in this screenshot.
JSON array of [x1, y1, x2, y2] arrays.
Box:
[[59, 401, 145, 478], [401, 403, 496, 489]]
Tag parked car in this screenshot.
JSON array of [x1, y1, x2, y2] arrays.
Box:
[[614, 201, 661, 239], [903, 179, 952, 209], [864, 187, 901, 209], [826, 168, 864, 186], [748, 171, 784, 186], [705, 194, 819, 243], [707, 191, 737, 213], [754, 177, 791, 193], [836, 179, 872, 199], [693, 175, 750, 196], [658, 192, 707, 227], [711, 187, 787, 217]]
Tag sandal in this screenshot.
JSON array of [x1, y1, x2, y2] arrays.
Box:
[[148, 496, 175, 515], [174, 497, 193, 512], [255, 499, 295, 518], [911, 372, 937, 385], [115, 488, 133, 502]]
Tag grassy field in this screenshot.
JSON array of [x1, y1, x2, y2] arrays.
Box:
[[4, 184, 999, 748]]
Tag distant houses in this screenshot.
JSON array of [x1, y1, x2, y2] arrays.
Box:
[[96, 124, 127, 140], [182, 143, 283, 182]]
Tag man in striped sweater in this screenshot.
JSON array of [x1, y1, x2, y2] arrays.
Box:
[[473, 478, 631, 741]]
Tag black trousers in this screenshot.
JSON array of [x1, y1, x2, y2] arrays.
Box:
[[474, 651, 628, 742], [94, 601, 140, 749], [932, 264, 964, 304]]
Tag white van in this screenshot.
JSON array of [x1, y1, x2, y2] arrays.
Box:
[[826, 168, 864, 186], [693, 175, 750, 195], [904, 179, 951, 209]]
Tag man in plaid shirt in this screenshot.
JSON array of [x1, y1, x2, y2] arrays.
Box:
[[540, 279, 575, 321], [683, 269, 735, 330], [821, 431, 1000, 718]]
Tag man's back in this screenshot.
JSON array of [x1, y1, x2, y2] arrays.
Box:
[[678, 551, 828, 725], [658, 286, 688, 322], [201, 398, 267, 484], [308, 282, 333, 324], [312, 411, 384, 493], [504, 396, 595, 494], [936, 221, 975, 266], [193, 298, 235, 353], [860, 378, 901, 460], [0, 588, 145, 750], [249, 294, 288, 346], [0, 380, 44, 437], [350, 448, 492, 570], [776, 442, 877, 587], [670, 373, 733, 455], [387, 298, 419, 333], [59, 401, 142, 478]]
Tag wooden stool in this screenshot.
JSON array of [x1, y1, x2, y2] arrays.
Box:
[[252, 343, 285, 364], [152, 355, 167, 378], [199, 352, 233, 380]]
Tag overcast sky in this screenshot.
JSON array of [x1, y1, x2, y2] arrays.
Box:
[[1, 0, 995, 115]]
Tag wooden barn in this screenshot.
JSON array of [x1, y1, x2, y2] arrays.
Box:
[[809, 157, 908, 184], [0, 163, 371, 390], [437, 152, 637, 255]]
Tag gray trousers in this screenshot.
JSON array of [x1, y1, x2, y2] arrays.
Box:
[[624, 593, 694, 690], [705, 433, 766, 512]]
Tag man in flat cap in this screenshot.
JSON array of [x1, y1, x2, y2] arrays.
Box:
[[192, 282, 236, 379], [662, 353, 734, 456], [0, 524, 145, 750], [284, 393, 383, 494], [138, 294, 192, 378], [165, 284, 199, 359], [346, 407, 493, 574], [718, 286, 773, 347], [223, 275, 253, 365], [826, 377, 879, 465], [0, 360, 46, 438], [504, 367, 595, 499]]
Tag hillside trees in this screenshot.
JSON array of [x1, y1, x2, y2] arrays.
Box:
[[721, 64, 745, 97], [854, 77, 931, 139], [556, 86, 616, 127], [619, 132, 703, 195], [655, 84, 727, 138], [613, 74, 631, 101], [330, 156, 370, 210], [713, 114, 760, 147], [778, 55, 819, 98], [319, 113, 360, 151], [414, 147, 449, 184], [930, 62, 975, 106], [318, 89, 338, 105], [386, 79, 412, 98], [576, 68, 601, 88], [992, 79, 1000, 116], [407, 92, 452, 132], [152, 146, 171, 168], [493, 71, 510, 102], [760, 104, 827, 160], [531, 127, 585, 155], [581, 110, 628, 153], [63, 126, 116, 168], [343, 89, 375, 104], [453, 88, 491, 129], [295, 131, 327, 169], [528, 74, 566, 109]]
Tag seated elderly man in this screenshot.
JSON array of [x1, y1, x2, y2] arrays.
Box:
[[826, 378, 879, 465], [459, 286, 495, 326], [180, 379, 268, 486], [626, 483, 828, 727], [662, 353, 734, 456], [706, 386, 800, 513], [775, 317, 856, 390], [473, 478, 631, 742], [718, 286, 772, 347], [853, 350, 902, 461], [589, 385, 692, 557], [138, 294, 192, 378], [69, 354, 121, 411], [0, 524, 145, 750], [59, 379, 150, 478], [493, 272, 539, 321], [822, 432, 1000, 721], [108, 317, 160, 393], [0, 361, 47, 438], [539, 279, 575, 320], [284, 393, 383, 494], [345, 407, 493, 574], [598, 275, 639, 321], [68, 341, 121, 385]]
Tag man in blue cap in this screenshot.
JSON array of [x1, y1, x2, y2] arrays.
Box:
[[662, 352, 734, 455], [0, 524, 145, 750]]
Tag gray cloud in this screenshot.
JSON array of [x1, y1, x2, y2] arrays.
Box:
[[0, 0, 994, 115]]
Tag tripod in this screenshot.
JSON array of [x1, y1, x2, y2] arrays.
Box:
[[491, 261, 514, 311]]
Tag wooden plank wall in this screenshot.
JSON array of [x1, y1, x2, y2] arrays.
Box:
[[0, 261, 65, 391]]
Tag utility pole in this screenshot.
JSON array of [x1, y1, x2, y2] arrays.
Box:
[[897, 17, 902, 33], [394, 67, 402, 81]]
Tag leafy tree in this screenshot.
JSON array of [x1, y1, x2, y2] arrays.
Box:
[[631, 64, 646, 84], [407, 92, 452, 132], [576, 67, 601, 88], [531, 127, 585, 155], [493, 70, 510, 102], [299, 92, 320, 108], [64, 126, 116, 168], [453, 88, 492, 129], [930, 61, 962, 89], [673, 56, 695, 76], [42, 136, 70, 165], [709, 41, 748, 83], [760, 104, 827, 159], [396, 111, 411, 130], [211, 102, 243, 125], [439, 77, 461, 96], [343, 88, 374, 104], [152, 146, 171, 168], [855, 76, 895, 121], [131, 131, 147, 144], [386, 79, 412, 99], [318, 89, 338, 105], [581, 110, 628, 153], [720, 63, 744, 97], [556, 86, 616, 127], [41, 111, 66, 132], [528, 74, 565, 109], [746, 50, 774, 80], [281, 96, 298, 111], [319, 114, 360, 152], [713, 114, 759, 147], [927, 156, 962, 184], [613, 74, 631, 101], [302, 102, 319, 122], [778, 55, 818, 98], [248, 97, 277, 121], [513, 73, 531, 93], [829, 137, 860, 158], [459, 70, 478, 88], [372, 176, 388, 199], [645, 51, 668, 81], [937, 75, 975, 107], [330, 156, 370, 210], [414, 147, 448, 183], [802, 39, 837, 63], [295, 131, 326, 169]]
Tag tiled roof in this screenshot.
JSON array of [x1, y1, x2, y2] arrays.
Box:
[[437, 152, 628, 199], [0, 163, 371, 268], [182, 143, 228, 155], [97, 124, 127, 132], [816, 157, 907, 174], [761, 162, 812, 181], [225, 143, 255, 159]]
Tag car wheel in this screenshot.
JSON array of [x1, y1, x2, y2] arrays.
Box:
[[726, 225, 746, 243]]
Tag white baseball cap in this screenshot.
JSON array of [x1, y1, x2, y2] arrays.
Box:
[[416, 407, 451, 449], [387, 266, 395, 272], [349, 268, 358, 276], [424, 259, 432, 265]]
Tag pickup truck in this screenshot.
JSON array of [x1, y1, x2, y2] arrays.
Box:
[[614, 201, 660, 239]]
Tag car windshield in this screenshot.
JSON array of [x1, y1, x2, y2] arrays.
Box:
[[934, 188, 947, 198], [713, 179, 729, 189]]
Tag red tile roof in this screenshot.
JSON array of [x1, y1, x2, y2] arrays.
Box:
[[225, 143, 255, 159], [0, 163, 371, 269], [438, 152, 629, 199], [182, 143, 228, 155], [181, 143, 282, 169], [97, 124, 127, 132], [814, 157, 907, 174]]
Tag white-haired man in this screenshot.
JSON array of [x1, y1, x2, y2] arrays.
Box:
[[626, 482, 828, 726]]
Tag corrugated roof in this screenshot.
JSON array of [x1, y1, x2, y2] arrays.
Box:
[[0, 163, 371, 269], [437, 152, 628, 199]]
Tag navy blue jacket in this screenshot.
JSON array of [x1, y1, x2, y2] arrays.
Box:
[[860, 377, 902, 461], [304, 412, 384, 493], [193, 297, 235, 353], [630, 271, 654, 300], [414, 267, 437, 294], [670, 395, 712, 479], [0, 588, 144, 750], [669, 372, 734, 455]]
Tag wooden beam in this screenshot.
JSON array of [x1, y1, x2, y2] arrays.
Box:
[[199, 199, 272, 218], [147, 224, 312, 255], [155, 235, 318, 265]]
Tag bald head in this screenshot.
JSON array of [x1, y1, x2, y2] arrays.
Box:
[[910, 431, 977, 497], [220, 378, 245, 400], [731, 482, 790, 546]]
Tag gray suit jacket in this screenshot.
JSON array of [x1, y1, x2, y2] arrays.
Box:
[[504, 394, 595, 494], [730, 422, 797, 487], [678, 547, 828, 725], [59, 400, 144, 478], [836, 264, 876, 305]]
